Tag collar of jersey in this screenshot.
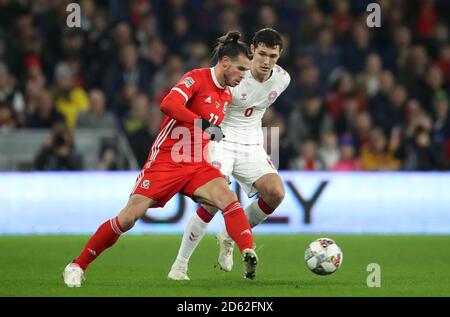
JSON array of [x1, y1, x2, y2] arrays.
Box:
[[210, 67, 225, 89]]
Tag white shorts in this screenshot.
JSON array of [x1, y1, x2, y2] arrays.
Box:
[[208, 139, 278, 197]]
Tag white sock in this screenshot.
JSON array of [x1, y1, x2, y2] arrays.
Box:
[[245, 199, 270, 227], [172, 212, 209, 269], [221, 199, 271, 240]]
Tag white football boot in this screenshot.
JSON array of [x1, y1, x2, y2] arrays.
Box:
[[167, 263, 190, 280], [62, 263, 85, 288], [216, 231, 235, 272], [242, 248, 258, 280]]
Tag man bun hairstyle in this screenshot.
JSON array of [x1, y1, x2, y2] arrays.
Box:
[[212, 30, 251, 61], [252, 28, 283, 51]]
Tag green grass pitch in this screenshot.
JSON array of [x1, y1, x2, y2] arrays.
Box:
[[1, 234, 450, 296]]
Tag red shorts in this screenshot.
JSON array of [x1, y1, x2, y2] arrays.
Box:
[[131, 160, 224, 207]]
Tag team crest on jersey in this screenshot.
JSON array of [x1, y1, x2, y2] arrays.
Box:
[[268, 91, 278, 103], [183, 76, 195, 88], [141, 180, 150, 189], [240, 93, 247, 100], [204, 96, 212, 103]]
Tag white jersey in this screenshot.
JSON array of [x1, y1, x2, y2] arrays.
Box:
[[221, 64, 291, 144], [208, 64, 290, 197]]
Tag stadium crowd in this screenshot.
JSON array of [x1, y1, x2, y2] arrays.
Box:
[[0, 0, 449, 171]]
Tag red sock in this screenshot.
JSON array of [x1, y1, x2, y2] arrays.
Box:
[[222, 201, 254, 252], [196, 206, 213, 223], [74, 216, 125, 271], [258, 197, 275, 214]]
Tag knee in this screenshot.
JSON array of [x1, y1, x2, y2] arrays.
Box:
[[118, 205, 143, 231], [202, 204, 219, 216], [215, 190, 238, 210], [262, 185, 285, 208]]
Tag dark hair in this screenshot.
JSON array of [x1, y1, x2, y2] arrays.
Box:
[[212, 31, 251, 61], [252, 28, 283, 51]]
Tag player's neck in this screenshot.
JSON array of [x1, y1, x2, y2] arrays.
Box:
[[250, 66, 271, 83], [213, 66, 226, 88]]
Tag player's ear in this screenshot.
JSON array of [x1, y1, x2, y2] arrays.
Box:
[[220, 55, 231, 69], [250, 44, 255, 54]]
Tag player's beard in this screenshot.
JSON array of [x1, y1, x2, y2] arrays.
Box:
[[224, 72, 240, 87]]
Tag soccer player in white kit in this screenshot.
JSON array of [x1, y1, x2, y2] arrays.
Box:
[[168, 28, 290, 280]]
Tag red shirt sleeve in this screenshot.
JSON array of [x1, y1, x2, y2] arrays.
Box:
[[159, 71, 201, 123]]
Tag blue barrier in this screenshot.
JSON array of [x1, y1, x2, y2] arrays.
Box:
[[1, 171, 449, 234]]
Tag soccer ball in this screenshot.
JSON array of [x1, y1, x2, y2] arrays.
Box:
[[304, 238, 343, 275]]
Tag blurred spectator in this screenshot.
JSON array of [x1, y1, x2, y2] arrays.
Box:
[[128, 109, 163, 167], [415, 0, 438, 39], [76, 89, 118, 130], [111, 82, 140, 119], [26, 89, 64, 129], [430, 91, 450, 163], [382, 25, 411, 74], [0, 103, 17, 131], [326, 70, 366, 119], [335, 93, 361, 136], [23, 55, 47, 97], [400, 45, 430, 99], [104, 43, 152, 101], [61, 29, 86, 63], [53, 62, 89, 129], [435, 43, 450, 86], [136, 12, 159, 50], [97, 143, 121, 171], [296, 6, 325, 46], [331, 0, 354, 42], [331, 134, 362, 171], [0, 62, 25, 126], [165, 15, 195, 55], [318, 131, 340, 170], [395, 125, 447, 171], [141, 37, 168, 69], [288, 92, 334, 149], [122, 93, 150, 137], [341, 23, 373, 75], [431, 90, 450, 141], [360, 127, 401, 171], [371, 84, 407, 136], [34, 122, 83, 171], [289, 139, 325, 171], [307, 26, 340, 84], [356, 53, 383, 97], [417, 65, 445, 115], [351, 110, 373, 153], [151, 54, 184, 102]]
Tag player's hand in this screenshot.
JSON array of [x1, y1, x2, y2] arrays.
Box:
[[196, 118, 225, 142]]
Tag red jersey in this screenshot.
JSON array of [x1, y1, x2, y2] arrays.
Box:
[[146, 67, 232, 165]]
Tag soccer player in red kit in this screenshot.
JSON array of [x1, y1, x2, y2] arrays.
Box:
[[62, 31, 258, 287]]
